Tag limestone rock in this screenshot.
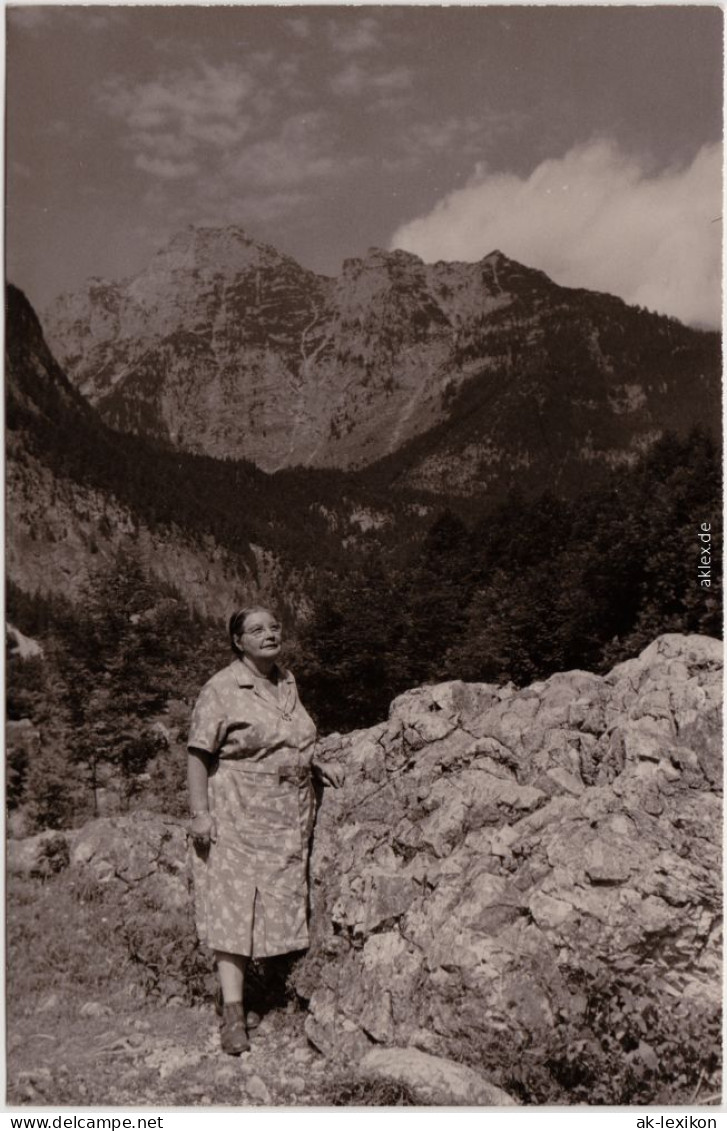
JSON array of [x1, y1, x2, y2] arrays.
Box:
[[296, 634, 722, 1090], [244, 1074, 272, 1105], [70, 812, 188, 911], [6, 625, 43, 659], [79, 1002, 113, 1018], [359, 1047, 517, 1106]]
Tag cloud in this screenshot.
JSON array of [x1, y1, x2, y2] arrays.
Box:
[[7, 7, 48, 31], [134, 155, 199, 180], [407, 118, 482, 155], [104, 65, 253, 129], [78, 10, 124, 32], [286, 16, 311, 40], [330, 61, 413, 99], [206, 191, 309, 226], [230, 113, 340, 189], [388, 111, 526, 169], [390, 140, 722, 327], [101, 62, 285, 184], [9, 7, 124, 32], [133, 129, 195, 160], [327, 16, 382, 55], [100, 58, 367, 220]]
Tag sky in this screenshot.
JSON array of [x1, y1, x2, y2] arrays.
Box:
[[5, 4, 724, 327]]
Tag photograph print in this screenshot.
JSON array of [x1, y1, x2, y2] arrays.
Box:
[[5, 3, 723, 1109]]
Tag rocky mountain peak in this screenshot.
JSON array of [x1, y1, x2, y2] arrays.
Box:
[[150, 224, 293, 276], [367, 246, 425, 268], [341, 246, 425, 281], [40, 228, 720, 481]]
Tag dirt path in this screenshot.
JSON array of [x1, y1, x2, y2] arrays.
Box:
[[8, 994, 333, 1107]]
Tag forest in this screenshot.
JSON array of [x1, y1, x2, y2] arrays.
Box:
[[7, 427, 721, 833]]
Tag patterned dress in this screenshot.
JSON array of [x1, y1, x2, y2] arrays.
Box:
[[187, 658, 317, 957]]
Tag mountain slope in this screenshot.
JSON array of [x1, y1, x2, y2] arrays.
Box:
[[44, 227, 721, 492], [7, 285, 264, 615], [6, 285, 432, 614], [361, 286, 720, 499]]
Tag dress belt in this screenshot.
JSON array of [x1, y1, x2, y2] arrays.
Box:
[[220, 760, 311, 784]]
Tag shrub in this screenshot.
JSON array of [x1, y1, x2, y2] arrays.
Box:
[[315, 1074, 418, 1106], [484, 963, 722, 1105], [31, 834, 71, 878]]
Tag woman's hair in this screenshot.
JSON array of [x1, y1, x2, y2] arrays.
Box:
[[228, 605, 280, 656]]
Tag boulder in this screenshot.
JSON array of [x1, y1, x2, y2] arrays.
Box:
[[297, 634, 723, 1093], [358, 1047, 517, 1106], [70, 811, 189, 911], [6, 625, 43, 659]]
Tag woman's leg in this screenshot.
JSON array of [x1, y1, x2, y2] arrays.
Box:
[[215, 951, 250, 1054], [215, 950, 248, 1004]]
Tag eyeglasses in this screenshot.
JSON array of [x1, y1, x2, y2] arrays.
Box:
[[243, 625, 281, 638]]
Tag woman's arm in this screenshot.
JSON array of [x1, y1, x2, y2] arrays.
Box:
[[188, 747, 213, 812], [187, 747, 217, 845]]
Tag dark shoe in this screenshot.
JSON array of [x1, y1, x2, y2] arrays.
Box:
[[220, 1003, 250, 1056], [215, 987, 259, 1031]]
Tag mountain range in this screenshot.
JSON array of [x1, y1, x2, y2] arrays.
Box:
[[43, 226, 720, 499]]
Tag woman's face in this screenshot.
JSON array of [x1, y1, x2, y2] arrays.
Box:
[[236, 609, 283, 663]]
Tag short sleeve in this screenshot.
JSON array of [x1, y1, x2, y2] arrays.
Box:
[[187, 681, 225, 754]]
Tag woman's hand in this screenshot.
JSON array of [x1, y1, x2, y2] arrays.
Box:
[[316, 763, 345, 788], [188, 811, 217, 847]]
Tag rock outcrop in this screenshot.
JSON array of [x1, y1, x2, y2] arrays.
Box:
[[296, 634, 723, 1084]]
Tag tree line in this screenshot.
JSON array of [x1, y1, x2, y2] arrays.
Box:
[[293, 428, 721, 731]]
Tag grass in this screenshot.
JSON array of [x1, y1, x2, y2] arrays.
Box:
[[7, 869, 215, 1012]]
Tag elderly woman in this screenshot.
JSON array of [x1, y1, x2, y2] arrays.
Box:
[[187, 605, 342, 1055]]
